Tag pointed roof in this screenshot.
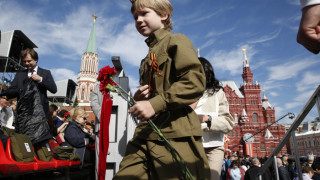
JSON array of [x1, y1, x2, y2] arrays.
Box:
[[85, 14, 97, 54], [221, 81, 244, 98], [264, 129, 274, 139], [242, 48, 249, 67], [241, 108, 247, 117], [262, 89, 272, 109], [240, 108, 249, 122]]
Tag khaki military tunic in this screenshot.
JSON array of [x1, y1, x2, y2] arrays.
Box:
[[114, 29, 210, 180], [135, 28, 206, 140]]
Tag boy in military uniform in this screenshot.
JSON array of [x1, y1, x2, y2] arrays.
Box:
[[113, 0, 210, 179]]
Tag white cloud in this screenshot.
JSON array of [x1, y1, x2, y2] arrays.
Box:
[[206, 44, 257, 76], [286, 0, 300, 6], [267, 59, 318, 81], [285, 102, 301, 110], [115, 0, 131, 10], [206, 26, 236, 38], [50, 68, 78, 82], [261, 80, 287, 92], [198, 39, 215, 51], [284, 89, 315, 111], [274, 106, 284, 120], [175, 6, 234, 26], [247, 29, 281, 44], [0, 1, 125, 62], [273, 14, 300, 31], [99, 23, 147, 67], [269, 91, 279, 97], [127, 74, 140, 93], [296, 71, 320, 92]]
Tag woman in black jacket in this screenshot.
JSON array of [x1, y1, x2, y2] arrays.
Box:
[[63, 108, 94, 164]]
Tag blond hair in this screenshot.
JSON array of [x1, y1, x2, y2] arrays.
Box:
[[71, 108, 88, 120], [131, 0, 173, 31]]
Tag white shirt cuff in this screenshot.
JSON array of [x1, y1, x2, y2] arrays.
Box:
[[84, 138, 89, 146], [300, 0, 320, 9]]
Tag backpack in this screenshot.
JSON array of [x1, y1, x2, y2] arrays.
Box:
[[52, 145, 80, 161], [0, 127, 36, 162], [34, 139, 53, 161]]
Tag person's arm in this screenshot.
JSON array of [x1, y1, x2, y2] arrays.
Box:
[[57, 122, 68, 133], [3, 72, 21, 99], [211, 91, 234, 133], [197, 90, 234, 133], [297, 1, 320, 54], [90, 85, 101, 119], [38, 69, 57, 93]]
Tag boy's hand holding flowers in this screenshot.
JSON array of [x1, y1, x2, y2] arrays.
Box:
[[133, 84, 150, 101], [129, 100, 155, 122]]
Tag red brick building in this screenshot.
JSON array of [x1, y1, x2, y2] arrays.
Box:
[[222, 48, 287, 157]]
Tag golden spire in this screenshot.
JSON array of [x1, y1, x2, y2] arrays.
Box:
[[242, 48, 249, 67], [262, 89, 267, 99], [93, 14, 98, 23], [197, 48, 200, 57]]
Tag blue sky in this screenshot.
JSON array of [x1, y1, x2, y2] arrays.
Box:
[[1, 0, 319, 124]]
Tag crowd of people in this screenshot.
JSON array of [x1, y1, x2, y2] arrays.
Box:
[[216, 153, 320, 180]]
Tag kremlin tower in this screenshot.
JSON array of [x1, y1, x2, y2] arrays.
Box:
[[76, 15, 99, 105]]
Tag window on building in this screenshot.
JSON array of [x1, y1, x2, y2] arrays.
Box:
[[81, 88, 85, 100], [230, 131, 233, 137], [234, 113, 238, 123], [261, 143, 265, 151], [235, 131, 238, 137], [269, 116, 272, 123], [253, 113, 258, 123]]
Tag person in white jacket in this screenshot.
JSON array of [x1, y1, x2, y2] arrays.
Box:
[[192, 57, 234, 180], [297, 0, 320, 54]]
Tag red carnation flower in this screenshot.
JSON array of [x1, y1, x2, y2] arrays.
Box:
[[97, 66, 117, 95]]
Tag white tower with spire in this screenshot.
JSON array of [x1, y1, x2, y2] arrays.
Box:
[[76, 15, 99, 105]]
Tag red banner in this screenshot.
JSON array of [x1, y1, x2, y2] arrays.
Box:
[[97, 93, 113, 180]]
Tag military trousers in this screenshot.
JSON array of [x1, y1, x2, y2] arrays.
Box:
[[113, 136, 210, 180]]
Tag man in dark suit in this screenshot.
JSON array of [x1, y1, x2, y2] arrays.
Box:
[[244, 158, 270, 180], [277, 158, 291, 180], [4, 48, 57, 146], [7, 48, 57, 118]]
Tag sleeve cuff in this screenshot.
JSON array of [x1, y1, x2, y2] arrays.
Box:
[[84, 138, 89, 146], [149, 95, 167, 113], [300, 0, 320, 9]]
